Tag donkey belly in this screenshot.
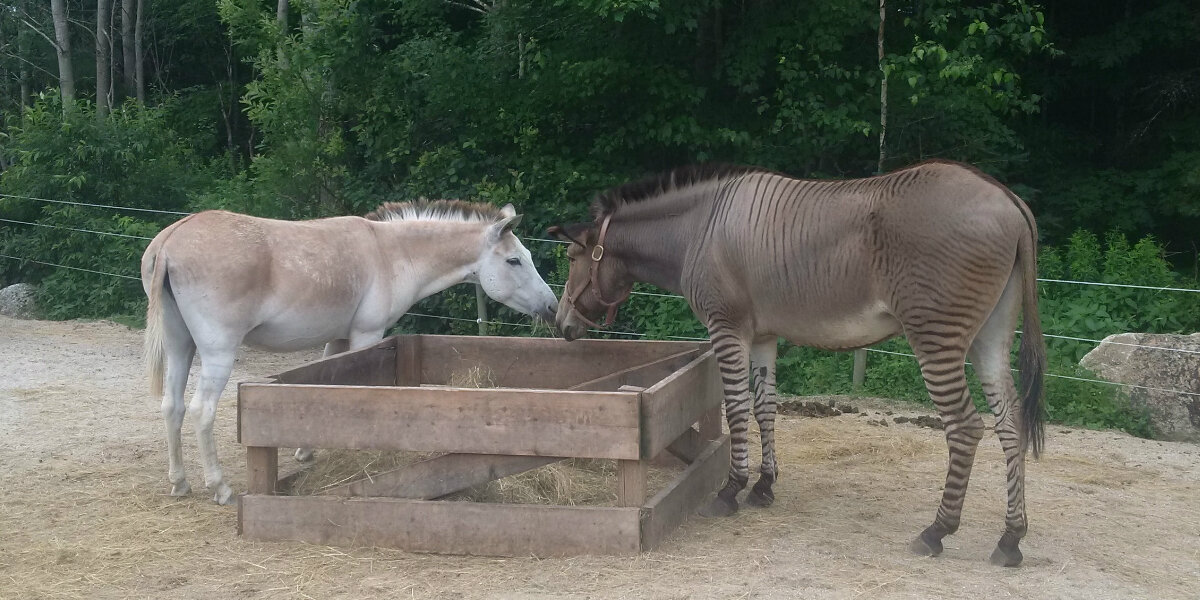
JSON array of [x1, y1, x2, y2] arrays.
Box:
[[243, 307, 358, 352]]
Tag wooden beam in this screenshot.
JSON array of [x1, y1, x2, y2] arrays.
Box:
[[271, 338, 397, 386], [568, 348, 701, 392], [641, 434, 730, 550], [699, 404, 723, 441], [664, 426, 704, 464], [395, 335, 422, 386], [246, 446, 278, 495], [417, 335, 707, 389], [639, 350, 722, 459], [239, 495, 642, 557], [616, 459, 647, 507], [324, 453, 562, 499], [238, 384, 641, 459]]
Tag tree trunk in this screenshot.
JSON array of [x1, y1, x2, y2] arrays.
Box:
[[877, 0, 887, 174], [121, 0, 134, 96], [96, 0, 112, 119], [134, 0, 144, 103], [51, 0, 75, 112], [18, 0, 31, 111], [277, 0, 289, 69]]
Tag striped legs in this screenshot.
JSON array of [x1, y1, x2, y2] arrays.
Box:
[[747, 340, 779, 507], [969, 275, 1029, 567], [909, 344, 985, 558], [701, 330, 753, 517]]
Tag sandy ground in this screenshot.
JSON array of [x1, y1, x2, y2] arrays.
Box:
[[1, 315, 1198, 600]]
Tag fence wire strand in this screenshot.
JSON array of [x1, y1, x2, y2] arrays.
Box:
[[3, 199, 1199, 399]]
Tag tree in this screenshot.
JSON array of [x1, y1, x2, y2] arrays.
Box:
[[134, 0, 144, 102], [50, 0, 74, 112], [121, 0, 134, 97], [97, 0, 112, 119]]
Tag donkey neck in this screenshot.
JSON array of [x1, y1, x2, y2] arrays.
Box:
[[372, 219, 492, 306], [604, 185, 711, 294]]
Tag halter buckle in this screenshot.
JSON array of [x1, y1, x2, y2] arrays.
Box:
[[591, 245, 605, 261]]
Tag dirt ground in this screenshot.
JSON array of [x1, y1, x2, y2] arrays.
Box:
[[1, 315, 1198, 600]]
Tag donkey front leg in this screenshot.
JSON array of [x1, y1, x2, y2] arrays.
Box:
[[700, 330, 753, 517], [746, 339, 779, 508], [294, 338, 352, 463]]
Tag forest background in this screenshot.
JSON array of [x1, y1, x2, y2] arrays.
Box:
[[2, 0, 1198, 434]]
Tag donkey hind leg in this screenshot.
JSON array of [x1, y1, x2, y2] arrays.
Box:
[[908, 340, 985, 558], [968, 271, 1029, 567], [161, 295, 196, 497], [700, 330, 753, 517], [746, 339, 779, 508], [293, 338, 352, 463], [190, 348, 237, 505]]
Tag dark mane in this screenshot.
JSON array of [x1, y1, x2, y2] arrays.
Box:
[[591, 163, 779, 219], [364, 199, 505, 223]]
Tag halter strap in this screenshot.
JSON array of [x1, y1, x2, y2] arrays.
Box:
[[565, 213, 631, 329]]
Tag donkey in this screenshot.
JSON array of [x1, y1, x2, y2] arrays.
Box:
[[550, 161, 1046, 566], [142, 200, 558, 505]]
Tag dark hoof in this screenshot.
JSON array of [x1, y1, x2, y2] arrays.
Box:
[[698, 494, 739, 517], [909, 530, 944, 557], [745, 489, 774, 508], [990, 532, 1024, 567]]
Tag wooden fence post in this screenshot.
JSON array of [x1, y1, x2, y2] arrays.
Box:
[[852, 348, 867, 390], [475, 284, 488, 336]]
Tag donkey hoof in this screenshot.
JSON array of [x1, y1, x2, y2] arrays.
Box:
[[699, 494, 739, 518], [909, 532, 943, 557], [990, 542, 1023, 567], [294, 448, 315, 462], [745, 489, 774, 508], [213, 484, 236, 506], [169, 481, 191, 497]]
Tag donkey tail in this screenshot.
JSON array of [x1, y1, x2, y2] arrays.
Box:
[[1016, 207, 1047, 458], [144, 248, 169, 398]]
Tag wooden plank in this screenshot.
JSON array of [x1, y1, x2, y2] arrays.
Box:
[[238, 384, 641, 459], [699, 404, 723, 441], [418, 335, 707, 389], [568, 348, 702, 392], [246, 446, 279, 495], [272, 338, 397, 386], [395, 335, 422, 386], [641, 434, 730, 551], [325, 453, 562, 499], [616, 459, 647, 507], [239, 495, 642, 556], [664, 427, 705, 464], [640, 350, 722, 459], [236, 378, 276, 444]]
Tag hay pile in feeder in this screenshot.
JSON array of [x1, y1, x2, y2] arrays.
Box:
[[287, 364, 683, 505]]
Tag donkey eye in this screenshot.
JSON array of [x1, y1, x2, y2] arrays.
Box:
[[506, 258, 521, 266]]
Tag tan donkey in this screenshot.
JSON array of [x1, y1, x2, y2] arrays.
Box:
[[143, 201, 558, 504]]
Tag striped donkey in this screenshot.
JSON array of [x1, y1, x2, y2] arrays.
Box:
[[550, 161, 1046, 566]]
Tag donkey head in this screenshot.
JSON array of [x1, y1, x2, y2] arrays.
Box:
[[477, 204, 559, 324], [548, 217, 634, 341]]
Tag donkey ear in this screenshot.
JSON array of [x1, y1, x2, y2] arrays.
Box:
[[489, 213, 523, 242], [500, 203, 517, 218]]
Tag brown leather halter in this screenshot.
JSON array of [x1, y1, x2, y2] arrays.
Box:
[[564, 213, 632, 330]]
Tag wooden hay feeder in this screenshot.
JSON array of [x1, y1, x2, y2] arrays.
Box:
[[237, 334, 729, 557]]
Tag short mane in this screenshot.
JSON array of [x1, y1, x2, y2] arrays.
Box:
[[591, 163, 777, 219], [364, 199, 505, 223]]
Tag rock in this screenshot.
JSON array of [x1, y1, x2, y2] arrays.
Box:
[[0, 283, 37, 319], [1080, 333, 1200, 443]]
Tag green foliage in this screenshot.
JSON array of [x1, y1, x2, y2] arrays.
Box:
[[0, 98, 216, 317]]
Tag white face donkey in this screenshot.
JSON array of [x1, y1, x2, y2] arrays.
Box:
[[141, 201, 558, 504]]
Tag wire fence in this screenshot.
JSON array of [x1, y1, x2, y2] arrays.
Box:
[[3, 193, 1198, 399]]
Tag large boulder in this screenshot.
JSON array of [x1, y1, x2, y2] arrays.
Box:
[[1080, 333, 1200, 442], [0, 283, 37, 319]]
